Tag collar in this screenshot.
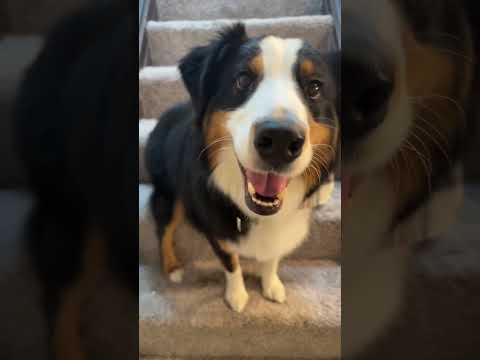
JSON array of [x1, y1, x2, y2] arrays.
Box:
[[235, 212, 257, 234]]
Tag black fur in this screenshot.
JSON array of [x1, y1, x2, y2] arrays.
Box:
[[146, 25, 258, 260], [145, 102, 253, 243], [178, 23, 252, 122]]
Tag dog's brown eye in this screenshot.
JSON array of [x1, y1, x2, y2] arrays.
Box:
[[307, 80, 323, 100], [236, 73, 253, 91]]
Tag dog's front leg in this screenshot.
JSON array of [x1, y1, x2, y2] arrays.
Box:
[[224, 254, 249, 312], [260, 258, 286, 303], [210, 239, 249, 312]]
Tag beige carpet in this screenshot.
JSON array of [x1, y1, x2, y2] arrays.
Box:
[[140, 259, 340, 359]]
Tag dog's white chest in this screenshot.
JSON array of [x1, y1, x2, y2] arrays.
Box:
[[232, 209, 311, 262]]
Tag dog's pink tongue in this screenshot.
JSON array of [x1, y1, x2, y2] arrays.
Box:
[[245, 170, 288, 197]]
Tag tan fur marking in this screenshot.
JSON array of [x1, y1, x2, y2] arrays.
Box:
[[54, 230, 107, 360], [54, 286, 86, 360], [304, 116, 334, 191], [404, 30, 456, 97], [387, 29, 473, 212], [161, 201, 184, 274], [218, 239, 235, 254], [300, 59, 316, 78], [249, 54, 264, 76], [229, 254, 239, 272], [218, 240, 239, 271], [204, 111, 231, 168]]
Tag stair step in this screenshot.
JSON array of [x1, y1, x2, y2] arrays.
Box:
[[139, 66, 185, 119], [139, 182, 340, 262], [141, 358, 332, 360], [146, 15, 334, 66], [139, 259, 340, 358], [155, 0, 326, 21]]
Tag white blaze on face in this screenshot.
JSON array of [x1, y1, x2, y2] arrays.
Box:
[[211, 36, 317, 217], [226, 36, 312, 176]]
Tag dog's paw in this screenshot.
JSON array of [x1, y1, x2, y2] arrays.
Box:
[[168, 268, 184, 283], [262, 276, 286, 303], [225, 285, 249, 312]]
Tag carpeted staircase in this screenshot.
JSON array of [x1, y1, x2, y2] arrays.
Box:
[[138, 1, 340, 359]]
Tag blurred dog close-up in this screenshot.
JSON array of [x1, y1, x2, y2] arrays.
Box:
[[342, 0, 480, 357], [10, 1, 138, 359]]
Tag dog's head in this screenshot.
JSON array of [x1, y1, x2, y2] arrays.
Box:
[[179, 24, 339, 217], [342, 0, 473, 206]]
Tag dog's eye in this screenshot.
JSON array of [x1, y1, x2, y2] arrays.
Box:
[[307, 80, 323, 100], [236, 72, 254, 91]]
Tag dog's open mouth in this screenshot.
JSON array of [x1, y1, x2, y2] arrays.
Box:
[[240, 166, 289, 216]]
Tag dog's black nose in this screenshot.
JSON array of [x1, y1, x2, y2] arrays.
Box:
[[254, 120, 305, 167], [342, 57, 393, 141]]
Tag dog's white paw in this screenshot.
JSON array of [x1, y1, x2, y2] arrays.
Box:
[[262, 276, 286, 303], [169, 268, 184, 283], [225, 285, 249, 312]]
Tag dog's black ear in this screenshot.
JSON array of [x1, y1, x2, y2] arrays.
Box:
[[178, 23, 248, 119]]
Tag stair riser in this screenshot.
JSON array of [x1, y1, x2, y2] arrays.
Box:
[[147, 16, 334, 66], [140, 326, 339, 359], [155, 0, 325, 21]]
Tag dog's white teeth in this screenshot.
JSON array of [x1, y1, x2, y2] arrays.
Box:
[[247, 181, 255, 196], [252, 195, 266, 206], [247, 182, 283, 208], [251, 194, 280, 208]]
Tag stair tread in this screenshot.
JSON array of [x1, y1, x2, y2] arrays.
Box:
[[139, 66, 180, 83], [147, 14, 332, 30], [146, 15, 334, 66], [140, 259, 340, 358], [155, 0, 325, 21]]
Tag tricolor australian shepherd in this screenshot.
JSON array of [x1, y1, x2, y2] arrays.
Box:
[[146, 24, 339, 312], [342, 0, 477, 355]]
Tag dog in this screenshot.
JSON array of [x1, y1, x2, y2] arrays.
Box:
[[145, 23, 339, 312], [13, 1, 137, 359], [341, 0, 477, 355]]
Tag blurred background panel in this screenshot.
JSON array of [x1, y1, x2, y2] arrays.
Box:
[[0, 0, 92, 188], [0, 1, 138, 359], [342, 0, 480, 359], [4, 0, 89, 34]]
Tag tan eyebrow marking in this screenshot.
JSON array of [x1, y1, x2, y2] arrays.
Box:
[[300, 59, 316, 77], [248, 54, 264, 76]]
